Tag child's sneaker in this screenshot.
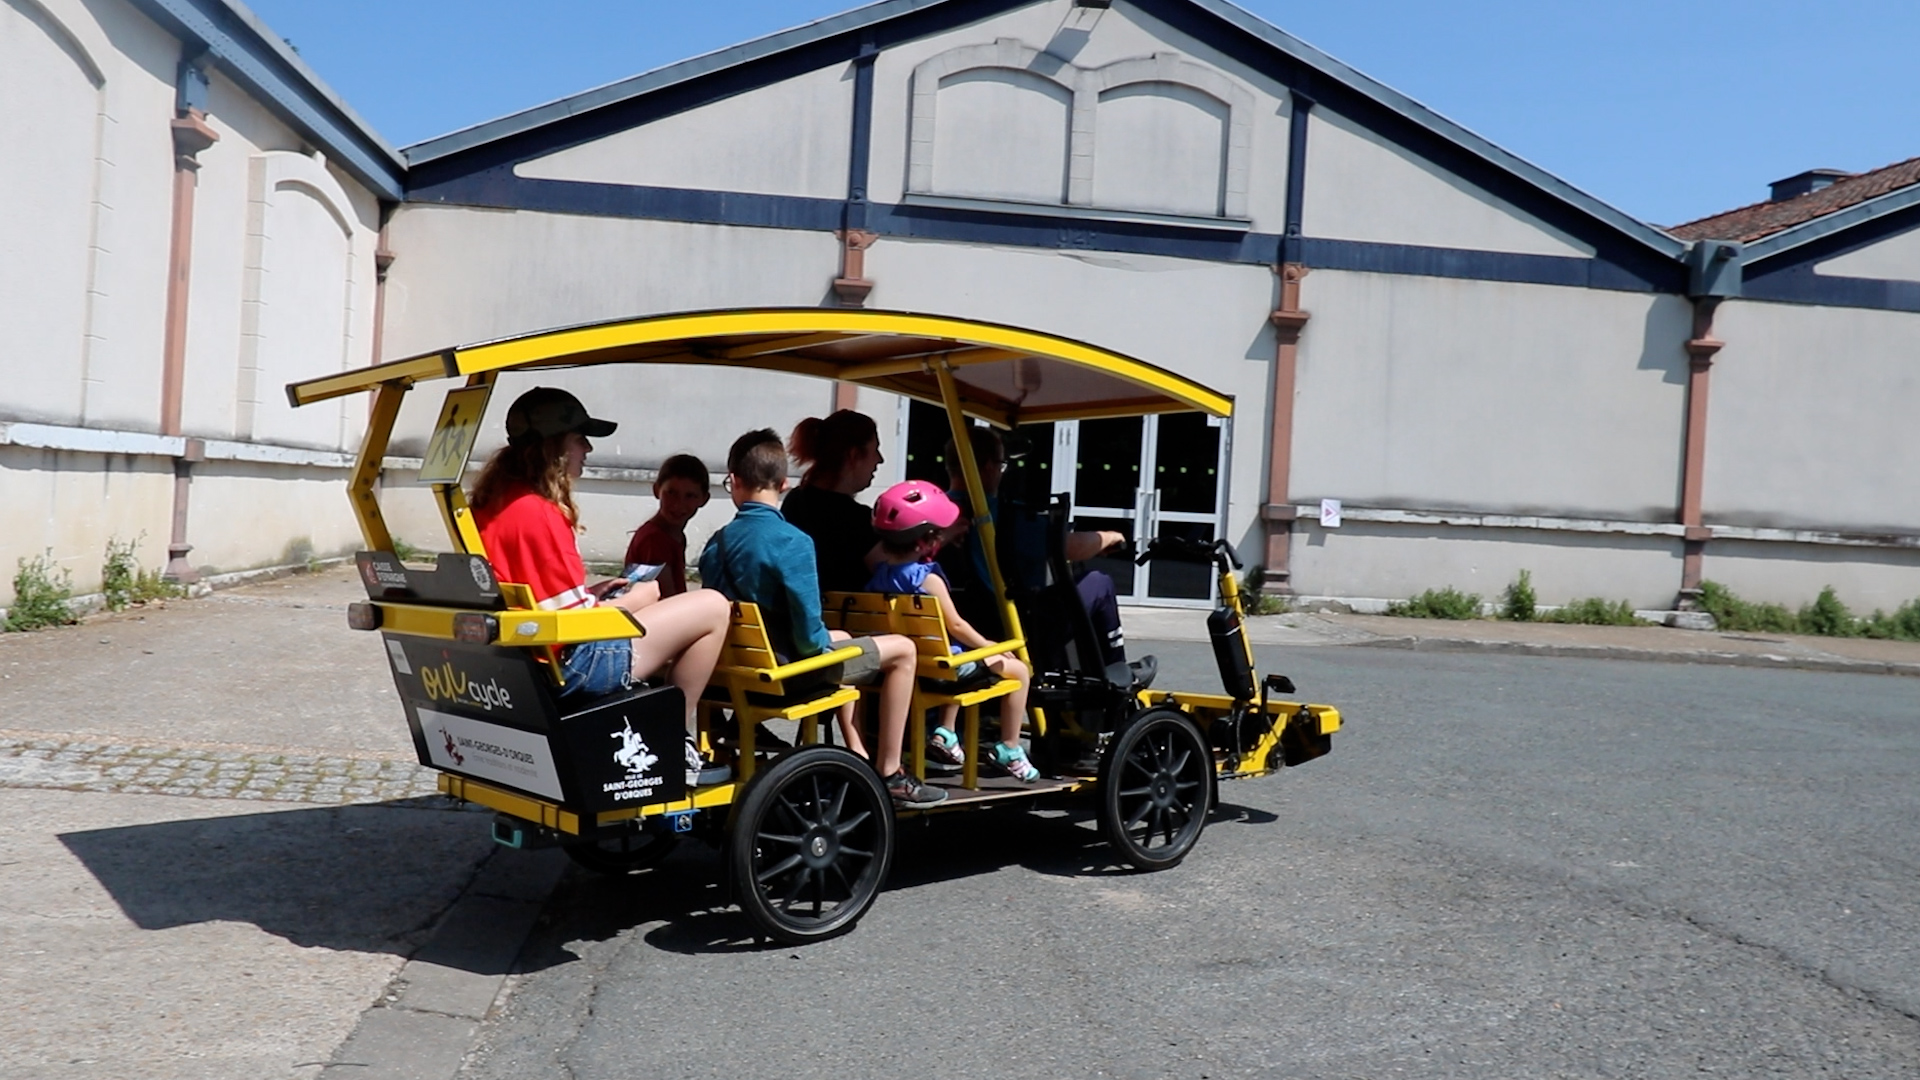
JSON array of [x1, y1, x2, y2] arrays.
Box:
[[685, 733, 731, 788], [994, 742, 1041, 782], [884, 770, 948, 809], [927, 726, 965, 770]]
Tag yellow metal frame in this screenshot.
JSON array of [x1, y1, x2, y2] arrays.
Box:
[[291, 308, 1230, 413], [292, 309, 1234, 573], [821, 591, 1025, 790], [703, 601, 870, 784], [289, 307, 1316, 829]]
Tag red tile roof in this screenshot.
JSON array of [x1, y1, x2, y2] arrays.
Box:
[[1669, 156, 1920, 242]]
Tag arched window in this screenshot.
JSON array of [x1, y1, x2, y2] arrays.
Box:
[[238, 153, 357, 448], [907, 42, 1252, 219], [0, 0, 107, 422], [930, 68, 1072, 203], [1092, 81, 1230, 217]]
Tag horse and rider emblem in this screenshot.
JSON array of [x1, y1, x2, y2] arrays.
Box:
[[611, 719, 658, 777]]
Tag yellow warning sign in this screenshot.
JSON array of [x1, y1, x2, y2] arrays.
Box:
[[417, 385, 493, 485]]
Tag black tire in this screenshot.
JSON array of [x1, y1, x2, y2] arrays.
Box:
[[562, 828, 679, 875], [729, 745, 894, 944], [1098, 707, 1213, 870]]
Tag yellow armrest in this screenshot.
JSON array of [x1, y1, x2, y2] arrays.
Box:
[[936, 638, 1025, 670], [376, 601, 643, 645], [758, 642, 869, 683]]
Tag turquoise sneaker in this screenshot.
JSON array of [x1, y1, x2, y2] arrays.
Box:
[[993, 741, 1040, 782], [928, 726, 965, 770]]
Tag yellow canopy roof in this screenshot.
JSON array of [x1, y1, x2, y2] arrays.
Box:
[[287, 308, 1231, 425]]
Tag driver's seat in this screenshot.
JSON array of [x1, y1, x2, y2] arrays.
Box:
[[1018, 494, 1153, 693]]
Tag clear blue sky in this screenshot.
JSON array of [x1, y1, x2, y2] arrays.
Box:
[[246, 0, 1920, 228]]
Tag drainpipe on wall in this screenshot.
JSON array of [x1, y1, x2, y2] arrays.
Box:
[[831, 229, 877, 411], [1261, 263, 1310, 595], [1676, 240, 1742, 610], [369, 226, 395, 366], [161, 57, 219, 584]]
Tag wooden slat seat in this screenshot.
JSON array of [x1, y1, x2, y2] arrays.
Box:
[[701, 601, 864, 782], [822, 591, 1025, 789]]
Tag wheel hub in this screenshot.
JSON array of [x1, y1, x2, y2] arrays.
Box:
[[801, 825, 838, 868], [1151, 771, 1178, 807]]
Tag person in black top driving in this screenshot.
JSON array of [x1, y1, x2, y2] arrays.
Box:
[[780, 409, 885, 593]]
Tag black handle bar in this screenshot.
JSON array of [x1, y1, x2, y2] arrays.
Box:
[[1134, 536, 1242, 571]]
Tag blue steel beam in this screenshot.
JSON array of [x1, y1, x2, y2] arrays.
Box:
[[129, 0, 404, 202]]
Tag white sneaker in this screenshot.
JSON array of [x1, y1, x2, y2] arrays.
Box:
[[684, 734, 731, 787]]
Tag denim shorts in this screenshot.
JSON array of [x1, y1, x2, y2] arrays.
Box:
[[559, 638, 633, 698]]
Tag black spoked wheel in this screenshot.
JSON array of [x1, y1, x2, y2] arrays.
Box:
[[563, 828, 680, 875], [1099, 707, 1213, 870], [729, 745, 894, 944]]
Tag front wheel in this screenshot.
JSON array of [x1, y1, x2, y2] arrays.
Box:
[[1098, 707, 1213, 870], [729, 746, 895, 944]]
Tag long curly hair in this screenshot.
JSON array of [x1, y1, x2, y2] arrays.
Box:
[[788, 410, 877, 488], [469, 435, 581, 529]]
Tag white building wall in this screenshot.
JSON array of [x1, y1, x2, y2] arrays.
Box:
[[1292, 270, 1691, 520], [0, 0, 179, 432], [0, 0, 390, 605], [1302, 107, 1593, 257], [64, 0, 177, 434], [515, 62, 854, 199], [1696, 540, 1918, 614], [1813, 227, 1920, 280], [380, 206, 852, 472], [868, 0, 1293, 231], [0, 0, 105, 426], [1705, 299, 1920, 534], [1288, 522, 1683, 610]]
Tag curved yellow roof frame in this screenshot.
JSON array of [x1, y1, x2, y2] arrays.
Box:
[[288, 308, 1232, 425]]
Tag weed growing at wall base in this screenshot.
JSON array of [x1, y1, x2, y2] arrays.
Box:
[[1699, 580, 1920, 641], [1541, 597, 1647, 626], [1502, 570, 1537, 622], [6, 551, 76, 632], [1385, 587, 1483, 620], [101, 535, 184, 611]]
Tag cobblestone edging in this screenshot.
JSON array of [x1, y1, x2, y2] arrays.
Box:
[[0, 736, 443, 804]]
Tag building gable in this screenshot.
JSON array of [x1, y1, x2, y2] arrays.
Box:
[[401, 0, 1684, 294]]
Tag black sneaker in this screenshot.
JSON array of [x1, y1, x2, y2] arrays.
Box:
[[884, 770, 947, 809]]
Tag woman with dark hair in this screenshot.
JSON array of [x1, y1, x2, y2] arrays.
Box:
[[780, 409, 885, 593], [469, 386, 732, 787]]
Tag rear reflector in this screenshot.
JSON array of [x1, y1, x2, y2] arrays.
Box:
[[452, 612, 498, 644], [346, 602, 382, 631]]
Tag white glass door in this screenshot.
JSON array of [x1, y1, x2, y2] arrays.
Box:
[[1058, 413, 1228, 607]]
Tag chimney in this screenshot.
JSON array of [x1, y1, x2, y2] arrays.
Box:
[[1769, 169, 1849, 202]]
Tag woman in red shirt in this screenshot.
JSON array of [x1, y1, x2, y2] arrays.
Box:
[[470, 387, 731, 786]]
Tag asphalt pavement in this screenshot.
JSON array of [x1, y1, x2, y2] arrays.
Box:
[[2, 566, 1917, 1078]]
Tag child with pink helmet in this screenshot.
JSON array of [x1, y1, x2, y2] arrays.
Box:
[[868, 480, 1039, 782]]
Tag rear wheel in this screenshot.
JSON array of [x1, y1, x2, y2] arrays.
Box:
[[1098, 707, 1212, 870], [729, 746, 894, 944]]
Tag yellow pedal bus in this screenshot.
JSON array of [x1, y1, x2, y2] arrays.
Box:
[[287, 309, 1341, 944]]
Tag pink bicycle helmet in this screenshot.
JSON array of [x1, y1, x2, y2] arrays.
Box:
[[873, 480, 960, 539]]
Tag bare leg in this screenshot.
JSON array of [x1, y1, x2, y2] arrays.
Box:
[[615, 579, 661, 610], [868, 634, 919, 777], [827, 630, 869, 759], [989, 654, 1030, 747], [613, 587, 728, 732]]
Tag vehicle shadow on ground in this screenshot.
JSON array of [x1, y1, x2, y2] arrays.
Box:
[[57, 797, 496, 960], [521, 796, 1283, 958]]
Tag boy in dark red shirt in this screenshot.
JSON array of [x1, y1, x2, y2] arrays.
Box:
[[624, 454, 710, 598]]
